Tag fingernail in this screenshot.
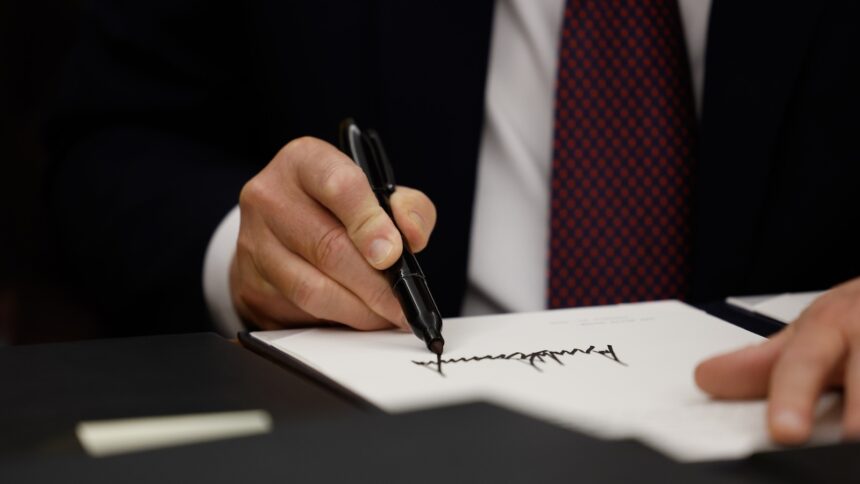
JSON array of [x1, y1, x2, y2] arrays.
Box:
[[368, 238, 394, 265], [773, 409, 807, 441], [399, 314, 410, 331], [408, 210, 425, 231]]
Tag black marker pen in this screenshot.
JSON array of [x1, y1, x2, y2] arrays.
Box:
[[339, 119, 445, 358]]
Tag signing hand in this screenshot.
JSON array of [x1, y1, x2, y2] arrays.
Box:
[[230, 137, 436, 331], [695, 277, 860, 444]]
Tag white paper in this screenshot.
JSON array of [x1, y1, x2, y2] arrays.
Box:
[[252, 300, 841, 461], [726, 291, 825, 324]]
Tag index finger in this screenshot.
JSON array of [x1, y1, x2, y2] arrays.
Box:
[[291, 138, 402, 269], [694, 328, 792, 399]]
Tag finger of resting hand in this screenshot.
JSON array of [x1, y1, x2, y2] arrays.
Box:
[[843, 339, 860, 439], [767, 325, 846, 444], [264, 198, 407, 329], [294, 142, 402, 269], [257, 237, 396, 331], [694, 329, 792, 399], [390, 186, 437, 253]]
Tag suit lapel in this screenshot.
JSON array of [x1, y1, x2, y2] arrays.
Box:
[[691, 0, 824, 299]]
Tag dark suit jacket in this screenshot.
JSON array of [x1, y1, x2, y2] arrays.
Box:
[[47, 1, 860, 336]]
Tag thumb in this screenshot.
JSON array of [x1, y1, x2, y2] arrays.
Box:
[[390, 186, 437, 253]]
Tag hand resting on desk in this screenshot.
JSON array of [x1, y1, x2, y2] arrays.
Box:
[[229, 136, 436, 331], [696, 277, 860, 445]]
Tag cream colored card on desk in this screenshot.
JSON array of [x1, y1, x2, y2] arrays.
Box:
[[249, 300, 841, 462]]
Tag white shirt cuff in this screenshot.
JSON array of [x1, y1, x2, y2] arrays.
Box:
[[202, 204, 244, 337]]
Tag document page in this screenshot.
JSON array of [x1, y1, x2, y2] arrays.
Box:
[[727, 291, 825, 324], [251, 300, 840, 461]]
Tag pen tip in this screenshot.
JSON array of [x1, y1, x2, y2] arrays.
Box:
[[429, 339, 444, 356]]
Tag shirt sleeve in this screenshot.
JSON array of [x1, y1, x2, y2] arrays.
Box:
[[202, 204, 245, 337]]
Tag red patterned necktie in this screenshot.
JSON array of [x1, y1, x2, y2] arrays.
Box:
[[548, 0, 697, 308]]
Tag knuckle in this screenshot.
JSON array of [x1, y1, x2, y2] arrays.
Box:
[[314, 225, 352, 271], [408, 188, 436, 212], [350, 206, 388, 240], [282, 136, 317, 160], [398, 189, 437, 229], [239, 177, 273, 209], [801, 352, 833, 371], [319, 162, 366, 202], [277, 136, 325, 177], [798, 303, 839, 330], [790, 342, 836, 369]]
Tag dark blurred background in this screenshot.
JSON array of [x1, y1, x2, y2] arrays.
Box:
[[0, 0, 100, 344]]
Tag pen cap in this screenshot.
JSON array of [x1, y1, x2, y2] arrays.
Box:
[[365, 129, 396, 190], [338, 118, 395, 195]]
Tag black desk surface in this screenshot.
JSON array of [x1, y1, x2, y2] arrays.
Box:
[[2, 305, 859, 483]]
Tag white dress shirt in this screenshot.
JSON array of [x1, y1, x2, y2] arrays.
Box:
[[462, 0, 711, 315], [204, 0, 713, 335]]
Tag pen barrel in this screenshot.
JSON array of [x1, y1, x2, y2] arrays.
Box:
[[386, 247, 444, 349]]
